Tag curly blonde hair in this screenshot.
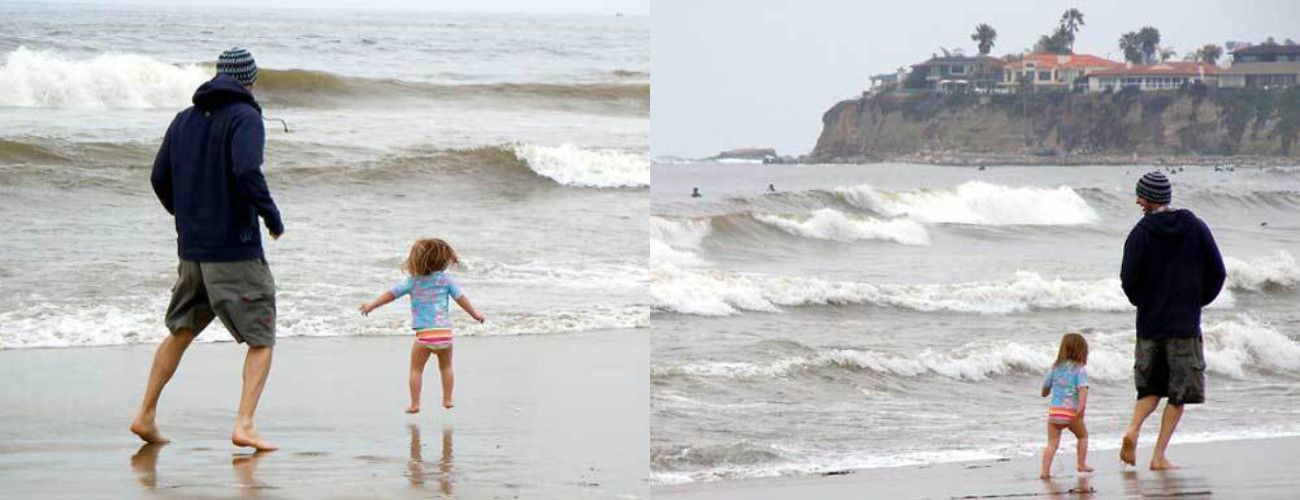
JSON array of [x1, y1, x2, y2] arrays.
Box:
[[403, 238, 460, 276]]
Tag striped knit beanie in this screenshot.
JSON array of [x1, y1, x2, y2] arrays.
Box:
[[216, 47, 257, 86], [1136, 171, 1172, 204]]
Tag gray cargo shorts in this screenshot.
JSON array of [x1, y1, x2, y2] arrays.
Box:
[[1134, 336, 1205, 405], [164, 258, 277, 347]]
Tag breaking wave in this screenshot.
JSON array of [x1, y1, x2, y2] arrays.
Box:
[[0, 47, 649, 110], [512, 143, 648, 188], [753, 209, 930, 245], [1226, 251, 1299, 292], [652, 317, 1300, 383], [833, 182, 1101, 225], [650, 266, 1236, 317]]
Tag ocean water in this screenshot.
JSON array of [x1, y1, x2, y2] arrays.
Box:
[[0, 3, 649, 349], [650, 161, 1300, 484]]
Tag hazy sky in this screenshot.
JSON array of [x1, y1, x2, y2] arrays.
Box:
[[30, 0, 648, 15], [653, 0, 1300, 157]]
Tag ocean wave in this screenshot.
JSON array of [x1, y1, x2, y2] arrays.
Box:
[[0, 298, 646, 350], [650, 266, 1237, 317], [835, 182, 1101, 226], [753, 209, 930, 245], [650, 443, 1002, 485], [0, 47, 209, 108], [0, 47, 649, 110], [652, 317, 1299, 383], [1226, 251, 1299, 292], [512, 143, 648, 188]]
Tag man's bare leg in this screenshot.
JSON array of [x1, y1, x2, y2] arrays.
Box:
[[131, 330, 197, 443], [1121, 395, 1159, 466], [1150, 403, 1184, 470], [231, 345, 278, 451]]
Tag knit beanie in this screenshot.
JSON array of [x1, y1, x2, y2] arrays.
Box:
[[216, 47, 258, 86], [1136, 171, 1172, 204]]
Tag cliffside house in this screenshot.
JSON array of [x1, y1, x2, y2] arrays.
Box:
[[867, 67, 908, 94], [1000, 52, 1124, 91], [1220, 42, 1300, 88], [907, 55, 1005, 92], [1087, 61, 1224, 92]]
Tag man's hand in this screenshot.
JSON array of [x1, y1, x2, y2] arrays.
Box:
[[270, 231, 282, 241]]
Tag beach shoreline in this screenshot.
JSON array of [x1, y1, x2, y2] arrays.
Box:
[[0, 329, 648, 499], [652, 435, 1300, 499], [801, 152, 1300, 167]]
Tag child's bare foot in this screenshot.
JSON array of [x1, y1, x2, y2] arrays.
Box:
[[1039, 473, 1051, 480], [231, 422, 279, 451], [130, 418, 170, 444], [1077, 464, 1095, 473], [1149, 457, 1177, 470], [442, 399, 454, 409], [406, 405, 421, 414], [1120, 432, 1137, 466]]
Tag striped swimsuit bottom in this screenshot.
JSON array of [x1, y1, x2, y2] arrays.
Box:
[[1048, 406, 1077, 425], [416, 329, 453, 350]]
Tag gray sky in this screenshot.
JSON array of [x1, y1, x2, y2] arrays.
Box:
[[652, 0, 1300, 157], [32, 0, 648, 15]]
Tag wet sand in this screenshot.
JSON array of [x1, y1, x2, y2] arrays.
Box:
[[652, 436, 1300, 499], [0, 330, 647, 499]]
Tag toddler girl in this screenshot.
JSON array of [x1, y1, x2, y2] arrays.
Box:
[[1040, 332, 1093, 479]]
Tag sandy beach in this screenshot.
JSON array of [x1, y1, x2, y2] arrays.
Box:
[[652, 435, 1300, 499], [0, 330, 647, 499]]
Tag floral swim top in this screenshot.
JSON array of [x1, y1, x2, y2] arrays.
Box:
[[1043, 362, 1088, 420], [390, 271, 464, 330]]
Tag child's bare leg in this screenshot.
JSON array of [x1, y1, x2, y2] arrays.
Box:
[[436, 347, 454, 408], [1041, 422, 1063, 479], [1070, 419, 1093, 472], [408, 342, 432, 413]]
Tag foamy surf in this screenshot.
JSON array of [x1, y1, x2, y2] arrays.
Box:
[[753, 209, 931, 245], [1226, 251, 1299, 292], [652, 317, 1299, 383], [512, 143, 648, 188], [651, 266, 1236, 316], [0, 47, 209, 109], [834, 181, 1100, 226]]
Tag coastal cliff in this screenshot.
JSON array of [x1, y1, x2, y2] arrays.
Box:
[[810, 87, 1300, 163]]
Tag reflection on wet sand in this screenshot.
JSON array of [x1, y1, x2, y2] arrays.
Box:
[[1041, 474, 1094, 498], [232, 450, 274, 495], [130, 442, 166, 488], [408, 423, 454, 496]]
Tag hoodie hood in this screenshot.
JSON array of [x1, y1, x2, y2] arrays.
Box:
[[192, 74, 261, 113], [1137, 208, 1198, 238]]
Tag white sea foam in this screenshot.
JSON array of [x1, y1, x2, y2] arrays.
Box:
[[1226, 251, 1299, 292], [836, 181, 1100, 226], [0, 47, 210, 108], [653, 317, 1298, 383], [753, 209, 931, 245], [651, 267, 1235, 316], [651, 216, 712, 250], [512, 143, 648, 188]]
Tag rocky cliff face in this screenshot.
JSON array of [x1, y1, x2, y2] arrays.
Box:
[[811, 87, 1300, 161]]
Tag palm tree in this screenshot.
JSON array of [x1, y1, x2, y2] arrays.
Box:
[[1119, 32, 1144, 64], [1158, 47, 1177, 61], [1137, 26, 1161, 63], [1059, 8, 1085, 51], [1184, 44, 1222, 65], [971, 23, 997, 55]]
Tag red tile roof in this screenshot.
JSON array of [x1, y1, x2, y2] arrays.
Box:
[[1088, 62, 1225, 77], [1007, 52, 1124, 70]]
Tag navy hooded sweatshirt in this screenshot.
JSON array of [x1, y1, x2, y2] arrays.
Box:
[[151, 74, 284, 262], [1120, 209, 1226, 339]]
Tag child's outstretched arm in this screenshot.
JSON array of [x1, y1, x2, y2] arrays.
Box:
[[454, 296, 486, 323], [359, 291, 396, 316]]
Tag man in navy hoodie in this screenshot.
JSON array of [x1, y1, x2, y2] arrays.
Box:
[[133, 48, 283, 451], [1118, 171, 1225, 470]]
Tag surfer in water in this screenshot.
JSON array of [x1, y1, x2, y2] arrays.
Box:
[[691, 187, 702, 198], [768, 184, 776, 193]]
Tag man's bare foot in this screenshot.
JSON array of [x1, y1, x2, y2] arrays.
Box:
[[406, 405, 420, 414], [130, 419, 171, 444], [442, 399, 454, 409], [1149, 457, 1177, 470], [1039, 473, 1051, 480], [231, 423, 279, 451], [1120, 432, 1137, 466], [1077, 464, 1095, 473]]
